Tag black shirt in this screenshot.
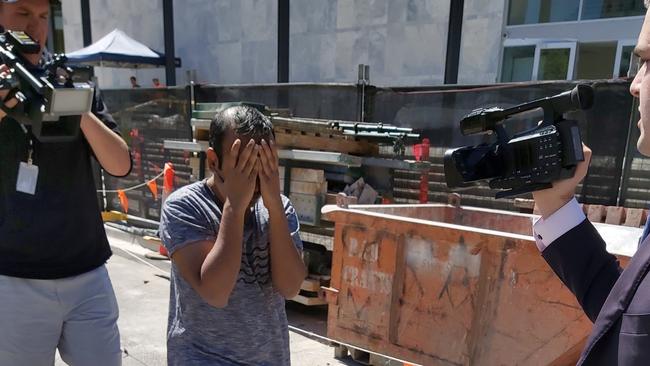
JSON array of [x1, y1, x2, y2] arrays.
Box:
[[0, 88, 129, 279]]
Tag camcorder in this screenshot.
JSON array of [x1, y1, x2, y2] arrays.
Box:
[[0, 28, 94, 142], [444, 84, 594, 199]]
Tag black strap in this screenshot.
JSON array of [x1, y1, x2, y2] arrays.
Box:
[[17, 120, 35, 164]]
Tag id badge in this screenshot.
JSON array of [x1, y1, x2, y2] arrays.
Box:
[[16, 161, 38, 195]]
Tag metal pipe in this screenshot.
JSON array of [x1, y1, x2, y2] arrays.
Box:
[[341, 130, 419, 138], [163, 0, 177, 86], [444, 0, 464, 84], [278, 0, 290, 83], [330, 122, 413, 133], [80, 0, 92, 47]]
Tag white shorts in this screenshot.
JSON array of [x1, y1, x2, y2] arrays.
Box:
[[0, 265, 121, 366]]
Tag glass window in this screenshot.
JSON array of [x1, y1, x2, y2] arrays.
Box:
[[618, 45, 635, 77], [508, 0, 580, 25], [581, 0, 646, 20], [538, 48, 571, 80], [575, 42, 617, 79], [501, 46, 535, 82]]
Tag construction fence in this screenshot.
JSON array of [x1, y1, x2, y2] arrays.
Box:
[[97, 79, 646, 220]]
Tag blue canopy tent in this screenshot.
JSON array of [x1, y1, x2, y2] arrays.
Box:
[[67, 29, 181, 69]]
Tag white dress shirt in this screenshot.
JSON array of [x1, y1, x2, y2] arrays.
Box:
[[532, 197, 586, 252]]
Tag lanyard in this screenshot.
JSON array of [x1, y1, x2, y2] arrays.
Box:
[[18, 123, 34, 164]]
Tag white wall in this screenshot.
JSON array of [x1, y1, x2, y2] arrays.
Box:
[[457, 0, 507, 84], [290, 0, 450, 86], [173, 0, 278, 85], [62, 0, 451, 87]]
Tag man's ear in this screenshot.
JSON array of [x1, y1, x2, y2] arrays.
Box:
[[206, 148, 223, 179]]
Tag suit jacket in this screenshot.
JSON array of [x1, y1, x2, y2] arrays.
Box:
[[543, 219, 650, 365]]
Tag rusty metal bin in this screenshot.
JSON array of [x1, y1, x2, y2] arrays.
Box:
[[321, 204, 638, 366]]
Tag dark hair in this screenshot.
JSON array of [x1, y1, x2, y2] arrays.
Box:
[[130, 76, 136, 80], [209, 105, 274, 166]]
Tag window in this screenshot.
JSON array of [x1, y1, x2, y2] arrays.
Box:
[[501, 46, 536, 82], [537, 43, 577, 80], [615, 44, 635, 78], [581, 0, 646, 20], [501, 41, 576, 82], [508, 0, 580, 25], [575, 42, 618, 79], [538, 48, 571, 80], [507, 0, 645, 25], [502, 40, 639, 81]]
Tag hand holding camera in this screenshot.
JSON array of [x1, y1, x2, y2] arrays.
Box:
[[0, 64, 18, 123], [532, 144, 592, 218]]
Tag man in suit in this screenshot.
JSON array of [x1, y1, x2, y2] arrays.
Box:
[[532, 3, 650, 365]]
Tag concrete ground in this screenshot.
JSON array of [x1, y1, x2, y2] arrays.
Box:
[[53, 227, 356, 366]]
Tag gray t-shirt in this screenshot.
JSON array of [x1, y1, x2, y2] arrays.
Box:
[[159, 180, 303, 366]]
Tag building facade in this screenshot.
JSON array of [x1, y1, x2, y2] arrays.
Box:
[[58, 0, 646, 88], [500, 0, 645, 82]]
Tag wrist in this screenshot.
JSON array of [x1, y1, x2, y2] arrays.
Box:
[[265, 198, 284, 217], [79, 112, 93, 131], [536, 194, 574, 219], [224, 199, 247, 218]]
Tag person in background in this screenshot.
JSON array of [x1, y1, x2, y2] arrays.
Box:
[[152, 77, 163, 88], [130, 75, 140, 88]]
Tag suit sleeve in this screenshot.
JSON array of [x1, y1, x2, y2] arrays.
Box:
[[542, 219, 622, 322]]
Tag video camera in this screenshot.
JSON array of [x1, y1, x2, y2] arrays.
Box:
[[444, 84, 594, 199], [0, 29, 94, 142]]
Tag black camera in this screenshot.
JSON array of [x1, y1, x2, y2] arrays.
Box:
[[444, 84, 594, 199], [0, 29, 94, 142]]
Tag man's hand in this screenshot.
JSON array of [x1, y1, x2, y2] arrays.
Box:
[[0, 64, 19, 122], [532, 144, 592, 218], [259, 139, 282, 210], [221, 139, 260, 214]]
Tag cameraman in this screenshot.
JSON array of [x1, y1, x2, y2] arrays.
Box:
[[532, 3, 650, 364], [0, 1, 131, 365]]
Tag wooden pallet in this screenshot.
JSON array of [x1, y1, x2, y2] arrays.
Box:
[[289, 279, 328, 306], [275, 130, 378, 156], [192, 116, 381, 156], [291, 294, 327, 306], [333, 344, 418, 366]]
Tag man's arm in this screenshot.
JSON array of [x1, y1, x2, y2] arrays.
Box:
[[541, 218, 622, 322], [533, 145, 622, 321], [267, 200, 307, 298], [260, 139, 307, 298], [80, 112, 131, 177], [170, 203, 246, 308]]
